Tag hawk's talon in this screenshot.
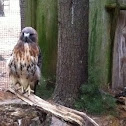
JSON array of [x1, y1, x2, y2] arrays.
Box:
[[25, 85, 34, 96]]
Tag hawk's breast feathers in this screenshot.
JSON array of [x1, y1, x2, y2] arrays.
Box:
[[7, 27, 41, 95]]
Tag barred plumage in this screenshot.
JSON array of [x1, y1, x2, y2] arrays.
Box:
[[7, 27, 42, 95]]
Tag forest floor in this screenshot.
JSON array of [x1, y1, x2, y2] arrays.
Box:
[[93, 105, 126, 126], [92, 107, 126, 126], [89, 89, 126, 126], [0, 90, 126, 126]]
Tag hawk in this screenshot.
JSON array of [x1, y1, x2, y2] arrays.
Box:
[[7, 27, 42, 95]]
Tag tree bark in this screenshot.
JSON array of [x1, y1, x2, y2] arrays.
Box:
[[0, 0, 4, 16], [53, 0, 88, 107], [112, 11, 126, 90], [19, 0, 26, 29]]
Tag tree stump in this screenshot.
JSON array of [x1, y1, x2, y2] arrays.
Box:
[[0, 91, 47, 126]]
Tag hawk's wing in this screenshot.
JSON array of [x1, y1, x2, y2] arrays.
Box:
[[38, 46, 42, 70], [33, 46, 42, 94]]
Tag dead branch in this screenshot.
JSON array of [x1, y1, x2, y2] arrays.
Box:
[[8, 88, 99, 126]]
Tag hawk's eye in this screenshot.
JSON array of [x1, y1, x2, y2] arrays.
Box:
[[30, 33, 34, 36]]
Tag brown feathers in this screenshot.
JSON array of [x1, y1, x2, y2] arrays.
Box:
[[7, 27, 42, 95]]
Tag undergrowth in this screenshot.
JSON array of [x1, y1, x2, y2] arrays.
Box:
[[36, 76, 55, 99], [75, 68, 116, 115]]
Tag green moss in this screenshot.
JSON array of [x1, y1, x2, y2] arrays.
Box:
[[36, 0, 58, 79], [25, 0, 58, 81], [75, 68, 116, 115], [89, 10, 98, 67], [36, 76, 55, 99], [89, 0, 112, 87], [75, 90, 116, 115]]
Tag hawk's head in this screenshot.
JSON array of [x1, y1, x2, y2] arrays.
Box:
[[20, 27, 38, 43]]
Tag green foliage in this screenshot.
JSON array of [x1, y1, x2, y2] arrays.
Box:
[[75, 68, 116, 115], [36, 76, 55, 99]]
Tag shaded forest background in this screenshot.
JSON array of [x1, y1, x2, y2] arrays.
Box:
[[19, 0, 126, 114]]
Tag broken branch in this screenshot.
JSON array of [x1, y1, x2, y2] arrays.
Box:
[[8, 89, 99, 126]]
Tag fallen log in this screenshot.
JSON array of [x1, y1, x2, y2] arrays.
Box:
[[8, 88, 99, 126]]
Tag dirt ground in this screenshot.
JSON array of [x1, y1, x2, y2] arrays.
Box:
[[92, 106, 126, 126]]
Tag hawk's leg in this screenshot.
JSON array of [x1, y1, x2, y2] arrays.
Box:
[[21, 86, 25, 93], [25, 85, 34, 96]]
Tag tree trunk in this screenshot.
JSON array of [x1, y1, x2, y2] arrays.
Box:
[[19, 0, 26, 30], [53, 0, 89, 107], [112, 11, 126, 90], [0, 0, 4, 16]]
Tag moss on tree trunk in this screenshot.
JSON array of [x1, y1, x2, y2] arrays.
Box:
[[24, 0, 58, 82], [89, 0, 113, 88]]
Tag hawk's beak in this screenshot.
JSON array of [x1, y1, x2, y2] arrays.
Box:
[[24, 33, 30, 42], [24, 33, 30, 38]]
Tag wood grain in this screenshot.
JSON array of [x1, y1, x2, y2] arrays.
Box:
[[8, 89, 99, 126]]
